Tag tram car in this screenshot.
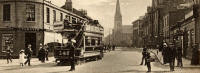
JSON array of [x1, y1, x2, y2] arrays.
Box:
[[53, 14, 104, 65]]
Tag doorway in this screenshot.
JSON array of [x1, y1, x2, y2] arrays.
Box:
[[25, 33, 36, 56]]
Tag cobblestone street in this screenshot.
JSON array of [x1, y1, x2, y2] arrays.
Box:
[[0, 47, 200, 73]]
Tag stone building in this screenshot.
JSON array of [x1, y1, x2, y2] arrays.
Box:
[[0, 0, 88, 58]]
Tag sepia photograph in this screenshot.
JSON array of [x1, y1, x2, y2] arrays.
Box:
[[0, 0, 200, 73]]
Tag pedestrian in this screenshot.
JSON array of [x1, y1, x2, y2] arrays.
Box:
[[19, 49, 25, 67], [100, 45, 104, 58], [112, 45, 115, 51], [168, 43, 176, 71], [45, 45, 49, 61], [145, 50, 151, 72], [176, 47, 183, 67], [162, 43, 170, 64], [68, 39, 76, 71], [140, 46, 147, 65], [5, 46, 13, 64], [38, 44, 46, 63], [24, 44, 33, 66]]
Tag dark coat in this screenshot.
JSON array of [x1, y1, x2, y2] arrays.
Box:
[[5, 49, 12, 56], [68, 43, 75, 59], [169, 46, 176, 62], [25, 48, 32, 58], [38, 48, 46, 60]]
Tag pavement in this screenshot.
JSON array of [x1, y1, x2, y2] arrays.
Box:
[[148, 48, 200, 68], [0, 47, 200, 73]]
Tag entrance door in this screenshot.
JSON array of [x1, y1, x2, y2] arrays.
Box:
[[25, 33, 36, 56]]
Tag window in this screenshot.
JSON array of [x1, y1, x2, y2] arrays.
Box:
[[60, 13, 63, 21], [2, 34, 14, 52], [46, 7, 50, 23], [26, 4, 35, 21], [72, 17, 76, 23], [53, 10, 56, 22], [65, 15, 71, 22], [3, 4, 11, 21]]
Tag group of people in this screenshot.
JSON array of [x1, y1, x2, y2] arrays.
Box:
[[104, 45, 115, 52], [38, 44, 49, 63], [140, 42, 183, 72], [19, 44, 33, 67], [3, 43, 49, 67], [162, 43, 183, 71]]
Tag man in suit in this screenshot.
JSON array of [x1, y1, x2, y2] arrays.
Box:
[[24, 44, 33, 66], [68, 39, 76, 71], [168, 43, 176, 71], [140, 46, 147, 65]]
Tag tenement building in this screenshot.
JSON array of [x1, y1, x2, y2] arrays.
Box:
[[0, 0, 94, 58]]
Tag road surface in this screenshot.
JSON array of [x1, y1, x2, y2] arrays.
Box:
[[0, 47, 200, 73]]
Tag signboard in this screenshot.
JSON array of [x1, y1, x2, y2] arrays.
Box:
[[185, 10, 193, 19], [54, 21, 64, 30]]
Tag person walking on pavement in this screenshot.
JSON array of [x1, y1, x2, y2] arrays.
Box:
[[19, 49, 25, 67], [24, 44, 33, 66], [38, 44, 46, 63], [176, 47, 183, 67], [5, 46, 13, 64], [100, 45, 104, 59], [162, 43, 170, 64], [145, 49, 151, 72], [140, 46, 147, 65], [168, 43, 177, 71], [68, 39, 76, 71], [45, 45, 49, 61]]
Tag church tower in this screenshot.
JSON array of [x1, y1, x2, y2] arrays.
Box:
[[64, 0, 73, 11], [112, 0, 122, 46], [114, 0, 122, 32]]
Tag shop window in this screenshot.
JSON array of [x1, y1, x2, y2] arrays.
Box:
[[2, 34, 14, 52], [26, 4, 35, 21], [46, 7, 50, 23], [3, 4, 11, 21]]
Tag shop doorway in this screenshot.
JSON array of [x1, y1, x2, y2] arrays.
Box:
[[25, 33, 36, 56]]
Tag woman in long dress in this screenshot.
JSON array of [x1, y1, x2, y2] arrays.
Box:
[[19, 50, 25, 67]]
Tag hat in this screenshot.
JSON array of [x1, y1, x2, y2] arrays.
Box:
[[20, 50, 24, 52], [71, 39, 76, 43]]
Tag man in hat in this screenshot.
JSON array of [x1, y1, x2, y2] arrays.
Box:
[[140, 46, 147, 65], [68, 38, 76, 71], [24, 44, 33, 66], [168, 43, 176, 71]]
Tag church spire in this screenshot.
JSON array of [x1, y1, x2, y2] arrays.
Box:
[[64, 0, 73, 11], [115, 0, 122, 17]]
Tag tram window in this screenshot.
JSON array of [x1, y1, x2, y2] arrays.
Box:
[[72, 17, 77, 23], [91, 39, 96, 45]]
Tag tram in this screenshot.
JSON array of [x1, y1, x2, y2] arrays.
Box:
[[53, 15, 104, 65]]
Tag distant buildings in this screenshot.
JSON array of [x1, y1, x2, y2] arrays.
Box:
[[104, 0, 133, 47]]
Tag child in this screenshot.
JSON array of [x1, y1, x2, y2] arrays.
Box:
[[19, 50, 25, 67]]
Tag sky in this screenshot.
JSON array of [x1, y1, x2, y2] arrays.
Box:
[[49, 0, 152, 36]]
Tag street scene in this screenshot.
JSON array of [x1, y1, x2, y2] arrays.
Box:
[[1, 0, 200, 73]]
